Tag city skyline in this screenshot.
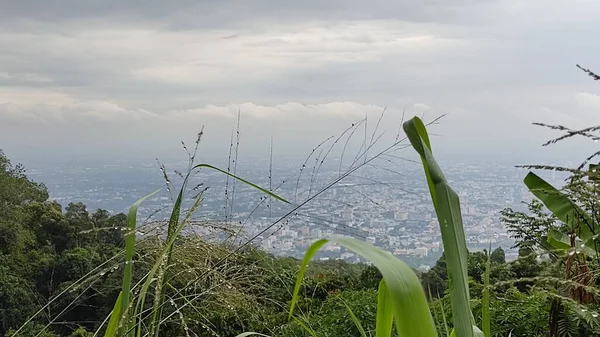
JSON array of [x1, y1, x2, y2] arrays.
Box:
[[23, 152, 547, 267]]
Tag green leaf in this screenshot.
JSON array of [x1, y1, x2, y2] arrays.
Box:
[[289, 237, 437, 337], [524, 172, 597, 246], [143, 163, 289, 337], [439, 299, 450, 337], [235, 333, 271, 337], [104, 292, 123, 337], [403, 118, 441, 207], [120, 190, 159, 336], [192, 163, 290, 204], [450, 326, 484, 337], [376, 280, 394, 337], [547, 229, 596, 256], [292, 317, 318, 337], [547, 229, 572, 251], [482, 248, 491, 337], [404, 116, 475, 337], [340, 298, 368, 337]]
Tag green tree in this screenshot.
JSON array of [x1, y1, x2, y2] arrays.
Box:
[[358, 265, 382, 290], [501, 199, 558, 251], [5, 323, 58, 337], [64, 203, 93, 248], [490, 247, 505, 265], [69, 327, 94, 337], [0, 266, 38, 334]]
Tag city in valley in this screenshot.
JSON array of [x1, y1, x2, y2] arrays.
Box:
[[28, 155, 556, 270]]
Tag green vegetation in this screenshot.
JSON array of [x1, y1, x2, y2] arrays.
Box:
[[3, 65, 600, 336]]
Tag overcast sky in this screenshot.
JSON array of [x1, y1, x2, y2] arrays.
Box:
[[1, 0, 600, 167]]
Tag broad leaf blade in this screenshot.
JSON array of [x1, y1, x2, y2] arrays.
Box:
[[450, 326, 484, 337], [547, 229, 572, 251], [524, 172, 597, 244], [290, 237, 437, 337], [404, 116, 475, 337], [435, 183, 473, 337], [289, 239, 329, 319], [376, 280, 394, 337], [547, 229, 596, 256], [403, 118, 443, 206]]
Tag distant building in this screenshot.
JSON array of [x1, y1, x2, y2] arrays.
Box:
[[342, 207, 353, 220], [310, 228, 323, 238], [466, 205, 476, 214], [408, 212, 425, 221], [417, 265, 431, 272], [427, 242, 440, 252], [394, 211, 408, 221], [393, 249, 411, 256], [298, 226, 310, 236], [413, 247, 429, 257]]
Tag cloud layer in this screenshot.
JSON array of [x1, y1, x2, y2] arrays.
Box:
[[1, 0, 600, 165]]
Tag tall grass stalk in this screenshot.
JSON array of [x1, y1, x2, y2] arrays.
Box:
[[482, 247, 491, 337], [340, 297, 368, 337], [120, 190, 159, 337], [404, 117, 477, 337], [97, 161, 288, 337]]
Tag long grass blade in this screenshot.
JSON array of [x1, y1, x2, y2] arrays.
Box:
[[120, 190, 159, 336], [289, 237, 437, 337], [439, 299, 450, 337], [104, 292, 123, 337], [340, 297, 368, 337], [482, 248, 491, 337], [193, 163, 290, 204], [137, 164, 289, 337], [292, 317, 318, 337], [376, 280, 394, 337], [404, 116, 474, 337], [148, 184, 193, 337]]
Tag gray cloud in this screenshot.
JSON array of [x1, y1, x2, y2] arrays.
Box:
[[0, 1, 499, 27], [1, 0, 599, 167]]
